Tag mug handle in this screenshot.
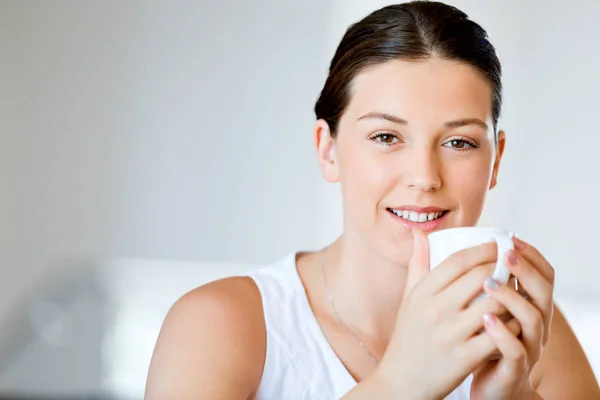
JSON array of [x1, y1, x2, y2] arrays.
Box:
[[491, 232, 515, 285]]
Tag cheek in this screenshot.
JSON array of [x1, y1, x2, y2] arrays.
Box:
[[446, 157, 493, 218], [337, 144, 396, 210]]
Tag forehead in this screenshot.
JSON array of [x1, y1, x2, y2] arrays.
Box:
[[345, 58, 493, 126]]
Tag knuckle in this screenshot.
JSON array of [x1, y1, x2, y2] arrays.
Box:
[[427, 304, 445, 324], [416, 297, 439, 325], [480, 297, 507, 316], [490, 299, 507, 315], [463, 264, 495, 293], [435, 327, 453, 349], [452, 343, 471, 364], [511, 320, 523, 336], [515, 347, 528, 363], [529, 311, 544, 333]]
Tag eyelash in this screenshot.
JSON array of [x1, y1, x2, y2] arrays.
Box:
[[368, 132, 479, 151], [443, 137, 479, 151], [369, 132, 401, 146]]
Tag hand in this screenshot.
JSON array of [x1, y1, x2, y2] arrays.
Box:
[[374, 230, 521, 400], [470, 237, 555, 400]]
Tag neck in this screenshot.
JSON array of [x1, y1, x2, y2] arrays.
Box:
[[323, 230, 409, 346]]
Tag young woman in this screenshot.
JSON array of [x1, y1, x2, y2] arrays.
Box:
[[145, 2, 600, 399]]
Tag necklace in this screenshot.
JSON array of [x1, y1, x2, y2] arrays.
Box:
[[319, 249, 380, 364]]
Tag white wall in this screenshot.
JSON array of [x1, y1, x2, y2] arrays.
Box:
[[0, 0, 333, 320]]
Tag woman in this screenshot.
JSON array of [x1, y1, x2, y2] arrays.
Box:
[[145, 2, 600, 399]]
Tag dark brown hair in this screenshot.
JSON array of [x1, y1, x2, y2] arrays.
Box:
[[314, 1, 502, 137]]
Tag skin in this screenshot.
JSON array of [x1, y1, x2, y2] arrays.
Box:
[[145, 58, 600, 399]]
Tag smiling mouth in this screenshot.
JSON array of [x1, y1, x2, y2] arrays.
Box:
[[387, 208, 449, 223]]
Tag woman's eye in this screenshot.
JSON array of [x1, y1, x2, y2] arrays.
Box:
[[371, 133, 399, 145], [443, 138, 477, 150]]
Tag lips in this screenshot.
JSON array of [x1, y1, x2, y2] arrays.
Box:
[[386, 206, 451, 232]]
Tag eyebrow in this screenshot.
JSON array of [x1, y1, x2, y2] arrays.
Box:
[[357, 112, 489, 131], [444, 118, 489, 131], [358, 112, 408, 125]]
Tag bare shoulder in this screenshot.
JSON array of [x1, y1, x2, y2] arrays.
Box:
[[532, 302, 600, 399], [145, 276, 266, 400]]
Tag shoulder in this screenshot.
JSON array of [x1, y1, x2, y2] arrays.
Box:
[[532, 302, 600, 398], [145, 276, 266, 399]]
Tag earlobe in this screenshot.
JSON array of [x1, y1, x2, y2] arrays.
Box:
[[314, 119, 340, 183]]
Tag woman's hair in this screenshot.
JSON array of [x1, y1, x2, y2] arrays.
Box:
[[314, 1, 502, 138]]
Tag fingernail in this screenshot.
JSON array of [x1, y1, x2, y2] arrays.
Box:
[[513, 236, 527, 250], [484, 277, 499, 291], [483, 312, 497, 327], [506, 250, 519, 266]]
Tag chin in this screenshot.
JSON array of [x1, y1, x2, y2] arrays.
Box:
[[380, 237, 414, 267]]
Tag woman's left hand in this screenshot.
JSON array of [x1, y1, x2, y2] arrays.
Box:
[[470, 236, 555, 400]]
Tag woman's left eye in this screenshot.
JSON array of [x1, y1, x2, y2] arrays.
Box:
[[443, 138, 478, 150]]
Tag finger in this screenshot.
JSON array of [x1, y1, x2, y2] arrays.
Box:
[[505, 250, 553, 309], [405, 229, 431, 296], [423, 241, 498, 294], [513, 237, 555, 284], [482, 312, 529, 374], [461, 317, 521, 370], [483, 277, 546, 356], [502, 250, 554, 344], [437, 262, 495, 310], [455, 296, 512, 338]]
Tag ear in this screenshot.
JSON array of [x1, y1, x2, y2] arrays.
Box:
[[489, 130, 506, 190], [314, 119, 340, 183]]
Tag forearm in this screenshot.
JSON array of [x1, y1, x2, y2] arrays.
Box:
[[339, 373, 399, 399], [339, 371, 431, 400]]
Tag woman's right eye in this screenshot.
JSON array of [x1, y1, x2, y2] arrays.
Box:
[[370, 132, 400, 146]]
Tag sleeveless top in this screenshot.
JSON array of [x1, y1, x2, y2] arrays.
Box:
[[245, 253, 473, 399]]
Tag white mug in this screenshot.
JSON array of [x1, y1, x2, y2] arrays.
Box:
[[428, 226, 515, 286]]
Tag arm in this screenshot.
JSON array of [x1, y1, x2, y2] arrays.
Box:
[[340, 372, 432, 399], [145, 277, 266, 400], [530, 303, 600, 399]]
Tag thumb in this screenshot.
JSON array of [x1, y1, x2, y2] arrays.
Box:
[[405, 228, 431, 295]]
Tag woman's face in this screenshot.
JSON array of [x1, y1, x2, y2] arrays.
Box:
[[316, 58, 505, 265]]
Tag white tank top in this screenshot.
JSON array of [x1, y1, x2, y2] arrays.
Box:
[[245, 253, 473, 399]]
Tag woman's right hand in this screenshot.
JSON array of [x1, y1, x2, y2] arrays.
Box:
[[374, 229, 521, 400]]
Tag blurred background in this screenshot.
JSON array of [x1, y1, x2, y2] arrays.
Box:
[[1, 0, 599, 398]]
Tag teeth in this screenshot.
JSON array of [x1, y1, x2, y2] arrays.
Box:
[[391, 209, 446, 223]]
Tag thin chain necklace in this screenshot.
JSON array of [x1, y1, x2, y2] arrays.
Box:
[[319, 249, 380, 364]]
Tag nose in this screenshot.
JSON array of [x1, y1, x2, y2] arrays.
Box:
[[405, 145, 442, 192]]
